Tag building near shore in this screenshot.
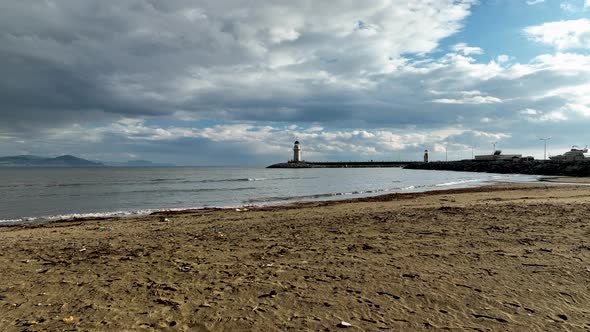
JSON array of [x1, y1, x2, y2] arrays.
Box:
[[549, 146, 589, 161], [474, 150, 533, 161]]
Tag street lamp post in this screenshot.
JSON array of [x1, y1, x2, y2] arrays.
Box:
[[540, 137, 551, 160]]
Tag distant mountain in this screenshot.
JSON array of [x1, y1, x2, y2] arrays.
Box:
[[105, 160, 176, 167], [0, 155, 103, 167]]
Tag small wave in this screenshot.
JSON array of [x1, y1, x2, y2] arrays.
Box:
[[243, 189, 376, 204], [0, 204, 250, 225], [149, 178, 185, 182], [107, 187, 257, 195], [244, 193, 343, 204], [0, 218, 21, 224], [0, 209, 158, 225], [15, 186, 257, 199], [271, 176, 320, 181], [45, 183, 91, 188], [0, 183, 37, 189], [434, 179, 482, 187], [196, 178, 262, 183], [194, 176, 319, 183]]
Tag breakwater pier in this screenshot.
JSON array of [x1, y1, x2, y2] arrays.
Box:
[[267, 161, 420, 168], [269, 159, 590, 177], [268, 141, 590, 176], [405, 160, 590, 177]]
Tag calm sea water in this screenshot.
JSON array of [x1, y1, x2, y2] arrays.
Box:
[[0, 167, 540, 223]]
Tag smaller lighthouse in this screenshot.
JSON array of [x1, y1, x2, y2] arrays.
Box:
[[293, 141, 302, 163], [423, 149, 429, 163]]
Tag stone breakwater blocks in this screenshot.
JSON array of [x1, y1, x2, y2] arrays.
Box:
[[404, 160, 590, 177]]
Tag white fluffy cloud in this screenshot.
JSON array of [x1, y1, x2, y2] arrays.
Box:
[[451, 43, 484, 55], [560, 1, 577, 12], [432, 93, 502, 104], [525, 19, 590, 50], [40, 119, 511, 162]]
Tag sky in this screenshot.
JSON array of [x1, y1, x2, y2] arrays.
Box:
[[1, 0, 590, 165]]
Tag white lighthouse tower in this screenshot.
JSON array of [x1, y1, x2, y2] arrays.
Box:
[[292, 141, 302, 163]]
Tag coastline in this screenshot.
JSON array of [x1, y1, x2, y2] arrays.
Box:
[[1, 183, 590, 330], [0, 173, 540, 227]]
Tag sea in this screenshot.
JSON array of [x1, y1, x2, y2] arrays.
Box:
[[0, 167, 541, 224]]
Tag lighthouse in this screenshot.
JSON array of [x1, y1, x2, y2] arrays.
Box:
[[293, 141, 302, 162], [424, 149, 429, 163]]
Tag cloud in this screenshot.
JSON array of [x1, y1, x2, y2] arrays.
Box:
[[565, 103, 590, 117], [496, 55, 511, 63], [451, 43, 484, 55], [0, 1, 589, 162], [0, 0, 476, 131], [3, 46, 589, 162], [526, 0, 545, 5], [560, 0, 590, 11], [539, 111, 568, 122], [560, 1, 578, 12], [525, 19, 590, 50], [432, 91, 502, 104], [24, 119, 513, 163], [520, 109, 568, 122], [520, 108, 538, 115]]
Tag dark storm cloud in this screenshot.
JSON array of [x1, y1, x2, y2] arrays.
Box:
[[0, 0, 478, 132]]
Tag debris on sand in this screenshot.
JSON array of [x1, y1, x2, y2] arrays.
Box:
[[337, 321, 352, 328]]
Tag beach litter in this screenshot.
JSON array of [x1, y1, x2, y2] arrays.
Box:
[[337, 321, 352, 328], [62, 316, 75, 324], [258, 290, 277, 298], [22, 320, 39, 326], [177, 264, 192, 272]]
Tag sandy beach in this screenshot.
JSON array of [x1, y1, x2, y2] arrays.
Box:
[[1, 183, 589, 331]]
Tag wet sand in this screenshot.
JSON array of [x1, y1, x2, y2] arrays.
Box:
[[541, 177, 590, 184], [1, 183, 589, 331]]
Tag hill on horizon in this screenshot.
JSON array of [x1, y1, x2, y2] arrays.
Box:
[[104, 160, 176, 167], [0, 155, 103, 167], [0, 155, 176, 167]]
